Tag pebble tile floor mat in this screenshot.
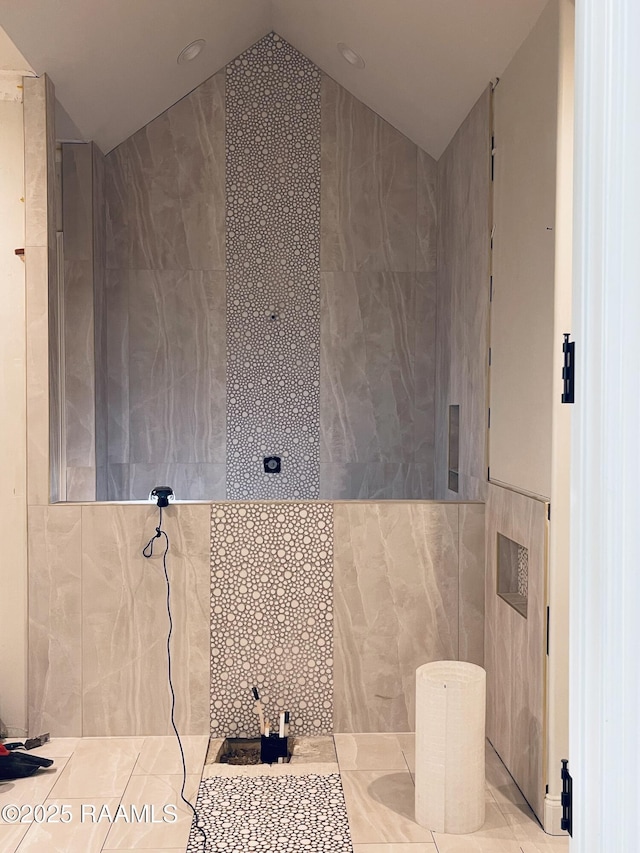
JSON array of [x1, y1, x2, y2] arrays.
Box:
[[186, 772, 353, 851]]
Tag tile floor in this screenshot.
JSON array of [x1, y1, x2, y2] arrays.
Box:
[[0, 734, 569, 852]]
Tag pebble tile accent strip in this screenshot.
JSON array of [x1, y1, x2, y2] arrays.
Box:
[[187, 773, 353, 852], [210, 503, 333, 737], [517, 544, 528, 599], [225, 32, 321, 499]]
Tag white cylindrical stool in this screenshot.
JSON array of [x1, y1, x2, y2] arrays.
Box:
[[415, 661, 486, 834]]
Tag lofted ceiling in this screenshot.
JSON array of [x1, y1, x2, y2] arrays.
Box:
[[0, 0, 548, 158]]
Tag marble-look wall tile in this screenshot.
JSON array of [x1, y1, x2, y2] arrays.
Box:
[[435, 88, 491, 501], [105, 269, 129, 465], [128, 462, 226, 501], [484, 484, 547, 821], [416, 149, 438, 273], [106, 463, 129, 500], [321, 272, 416, 464], [459, 503, 485, 665], [128, 269, 226, 464], [24, 76, 57, 505], [62, 144, 98, 497], [333, 502, 459, 732], [210, 503, 334, 737], [25, 246, 52, 505], [105, 72, 225, 271], [62, 144, 92, 261], [28, 505, 82, 736], [93, 144, 108, 500], [66, 466, 97, 502], [63, 259, 96, 470], [81, 504, 210, 736], [415, 271, 436, 475], [321, 77, 417, 272], [320, 462, 430, 501]]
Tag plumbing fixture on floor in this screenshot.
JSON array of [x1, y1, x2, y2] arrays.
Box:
[[251, 686, 291, 763]]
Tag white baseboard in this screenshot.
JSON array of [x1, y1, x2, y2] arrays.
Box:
[[544, 794, 569, 836]]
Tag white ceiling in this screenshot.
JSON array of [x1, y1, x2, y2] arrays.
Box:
[[0, 0, 548, 157]]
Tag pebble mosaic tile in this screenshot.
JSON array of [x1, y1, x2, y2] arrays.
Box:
[[186, 772, 353, 852], [225, 32, 321, 499], [210, 503, 333, 737]]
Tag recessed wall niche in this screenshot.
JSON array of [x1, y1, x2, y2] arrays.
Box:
[[497, 532, 528, 617]]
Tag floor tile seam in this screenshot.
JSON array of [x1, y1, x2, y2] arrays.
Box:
[[338, 765, 413, 773], [99, 745, 142, 851], [10, 792, 125, 853]]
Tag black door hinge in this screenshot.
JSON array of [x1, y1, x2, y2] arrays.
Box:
[[546, 606, 550, 655], [561, 759, 573, 836], [562, 334, 575, 404]]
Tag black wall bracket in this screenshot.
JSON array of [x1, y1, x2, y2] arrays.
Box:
[[561, 333, 575, 403], [561, 759, 573, 836]]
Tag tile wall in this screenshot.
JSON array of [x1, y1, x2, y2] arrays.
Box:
[[97, 32, 438, 501], [209, 502, 334, 736], [320, 80, 437, 500], [104, 72, 227, 500], [333, 502, 484, 732], [28, 500, 484, 739], [61, 142, 107, 500], [29, 504, 211, 737], [435, 87, 491, 501], [225, 33, 321, 499], [484, 483, 548, 821]]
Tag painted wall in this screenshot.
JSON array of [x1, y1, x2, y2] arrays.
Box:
[[98, 32, 437, 501], [489, 0, 559, 500], [0, 77, 28, 737], [546, 0, 574, 832], [485, 0, 572, 832], [435, 88, 491, 502]]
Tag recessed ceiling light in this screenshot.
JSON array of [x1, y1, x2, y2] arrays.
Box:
[[337, 42, 365, 69], [177, 39, 206, 65]]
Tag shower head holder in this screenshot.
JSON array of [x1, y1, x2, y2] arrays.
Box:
[[149, 486, 175, 508]]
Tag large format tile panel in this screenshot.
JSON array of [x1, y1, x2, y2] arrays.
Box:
[[24, 75, 57, 505], [127, 269, 226, 467], [320, 272, 416, 465], [28, 505, 83, 736], [435, 87, 491, 501], [81, 504, 210, 735], [459, 502, 486, 665], [416, 148, 438, 274], [484, 484, 548, 821], [334, 503, 459, 732], [321, 77, 416, 273], [105, 72, 225, 272], [319, 462, 433, 501]]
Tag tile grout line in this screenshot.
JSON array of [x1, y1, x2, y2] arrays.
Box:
[[98, 739, 143, 852]]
